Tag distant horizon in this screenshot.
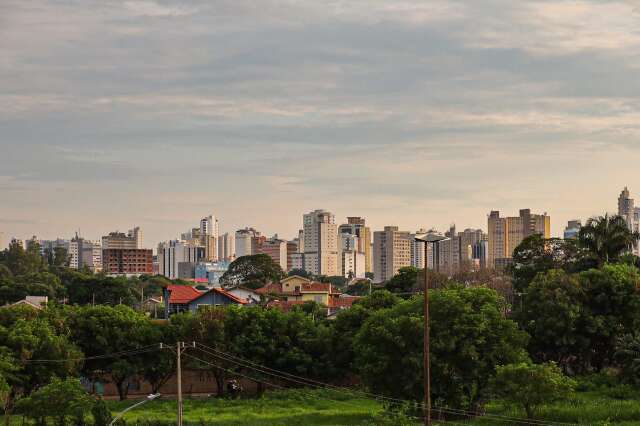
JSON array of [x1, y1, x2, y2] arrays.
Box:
[[3, 1, 640, 250]]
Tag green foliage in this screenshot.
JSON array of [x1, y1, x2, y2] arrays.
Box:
[[615, 333, 640, 385], [65, 305, 156, 400], [220, 254, 285, 289], [14, 377, 94, 425], [354, 287, 528, 410], [579, 214, 640, 266], [518, 264, 640, 372], [91, 397, 113, 426], [490, 362, 575, 419]]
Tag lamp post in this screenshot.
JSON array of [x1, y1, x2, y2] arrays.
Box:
[[414, 232, 448, 426], [109, 393, 161, 426]]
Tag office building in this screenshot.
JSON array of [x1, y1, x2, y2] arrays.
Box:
[[564, 220, 582, 240], [488, 209, 551, 268], [200, 215, 219, 262], [101, 227, 143, 250], [338, 217, 372, 273], [373, 226, 411, 283], [195, 261, 230, 286], [303, 210, 339, 276], [338, 233, 366, 278]]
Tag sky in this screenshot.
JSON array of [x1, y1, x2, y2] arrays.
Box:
[[2, 0, 640, 249]]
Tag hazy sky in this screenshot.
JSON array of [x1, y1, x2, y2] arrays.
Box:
[[2, 0, 640, 249]]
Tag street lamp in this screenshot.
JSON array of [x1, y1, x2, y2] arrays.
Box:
[[109, 393, 161, 426], [414, 232, 449, 426]]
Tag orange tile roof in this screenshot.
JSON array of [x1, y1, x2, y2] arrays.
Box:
[[167, 285, 202, 304], [255, 282, 283, 294]]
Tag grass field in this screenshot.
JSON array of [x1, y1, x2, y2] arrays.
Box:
[[106, 389, 393, 425]]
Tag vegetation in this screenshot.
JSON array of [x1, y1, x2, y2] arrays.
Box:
[[490, 362, 576, 419], [220, 254, 285, 289]]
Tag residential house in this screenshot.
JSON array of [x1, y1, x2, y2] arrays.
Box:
[[163, 285, 247, 316]]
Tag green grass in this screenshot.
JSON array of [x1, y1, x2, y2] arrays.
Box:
[[106, 389, 392, 425]]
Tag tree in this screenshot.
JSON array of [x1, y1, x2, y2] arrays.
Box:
[[578, 214, 640, 266], [385, 266, 419, 293], [490, 362, 575, 419], [14, 377, 94, 426], [354, 287, 528, 410], [91, 397, 113, 426], [288, 269, 311, 279], [65, 305, 154, 400], [220, 254, 285, 289], [518, 264, 640, 372]]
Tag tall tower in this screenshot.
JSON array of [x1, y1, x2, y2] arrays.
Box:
[[200, 215, 219, 261], [303, 210, 339, 276]]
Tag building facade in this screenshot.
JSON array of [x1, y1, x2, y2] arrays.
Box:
[[102, 248, 153, 276], [373, 226, 411, 283], [564, 220, 582, 240], [488, 209, 551, 268], [217, 232, 235, 261], [157, 240, 205, 279], [303, 210, 339, 276], [338, 217, 372, 273]]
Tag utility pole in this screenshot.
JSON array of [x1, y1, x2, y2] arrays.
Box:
[[423, 242, 431, 426], [177, 341, 183, 426], [173, 341, 195, 426]]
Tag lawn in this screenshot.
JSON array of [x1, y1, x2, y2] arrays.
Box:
[[106, 389, 393, 425]]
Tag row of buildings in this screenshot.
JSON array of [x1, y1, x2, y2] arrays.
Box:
[[14, 187, 640, 284]]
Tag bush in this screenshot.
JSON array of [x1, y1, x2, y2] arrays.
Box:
[[490, 362, 576, 419]]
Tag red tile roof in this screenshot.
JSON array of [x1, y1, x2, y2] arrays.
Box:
[[329, 297, 361, 308], [255, 282, 283, 295], [167, 285, 202, 304]]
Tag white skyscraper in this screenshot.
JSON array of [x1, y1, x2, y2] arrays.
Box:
[[157, 240, 203, 279], [303, 210, 339, 276], [235, 228, 262, 258], [218, 232, 236, 261]]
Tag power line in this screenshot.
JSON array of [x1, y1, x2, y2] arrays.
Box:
[[21, 344, 161, 363], [194, 343, 570, 426]]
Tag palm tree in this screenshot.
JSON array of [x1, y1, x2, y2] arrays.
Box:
[[577, 214, 640, 266]]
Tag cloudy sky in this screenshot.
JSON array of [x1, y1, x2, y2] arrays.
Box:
[[2, 0, 640, 248]]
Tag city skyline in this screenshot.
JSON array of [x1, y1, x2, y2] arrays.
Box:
[[3, 1, 640, 248]]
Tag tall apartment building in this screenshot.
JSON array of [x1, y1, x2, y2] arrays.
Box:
[[338, 217, 372, 273], [338, 233, 366, 278], [157, 240, 205, 279], [255, 236, 288, 270], [488, 209, 551, 268], [217, 232, 235, 261], [200, 215, 219, 262], [101, 227, 143, 250], [69, 236, 102, 272], [618, 187, 640, 254], [564, 220, 582, 239], [101, 227, 152, 275], [235, 227, 263, 258], [373, 226, 412, 283], [303, 210, 339, 276]]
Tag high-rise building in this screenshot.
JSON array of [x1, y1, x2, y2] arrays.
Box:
[[488, 209, 551, 268], [338, 233, 366, 278], [157, 240, 205, 279], [458, 228, 486, 270], [255, 236, 288, 270], [564, 220, 582, 240], [200, 215, 219, 262], [101, 227, 151, 276], [338, 217, 372, 273], [101, 227, 143, 250], [618, 187, 640, 254], [217, 232, 235, 261], [303, 210, 339, 276], [103, 249, 153, 276], [437, 225, 461, 275], [69, 235, 102, 272], [373, 226, 412, 283], [234, 227, 263, 258]]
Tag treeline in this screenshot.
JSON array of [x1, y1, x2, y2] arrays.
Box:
[[2, 214, 640, 423], [0, 242, 171, 307]]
